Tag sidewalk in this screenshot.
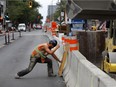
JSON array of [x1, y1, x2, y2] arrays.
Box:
[[0, 30, 5, 36]]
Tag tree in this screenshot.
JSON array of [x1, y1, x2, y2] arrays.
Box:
[[6, 0, 42, 25], [53, 0, 66, 22]]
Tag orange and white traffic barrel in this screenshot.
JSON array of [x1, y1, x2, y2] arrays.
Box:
[[64, 36, 69, 43], [69, 36, 79, 51], [51, 28, 57, 36], [62, 35, 65, 44], [62, 35, 70, 51], [52, 30, 56, 36]]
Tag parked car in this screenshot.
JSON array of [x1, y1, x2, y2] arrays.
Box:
[[36, 24, 42, 29], [18, 23, 26, 32]]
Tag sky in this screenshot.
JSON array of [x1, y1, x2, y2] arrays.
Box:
[[35, 0, 58, 24]]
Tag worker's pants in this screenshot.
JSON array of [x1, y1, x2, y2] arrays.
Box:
[[17, 57, 53, 77]]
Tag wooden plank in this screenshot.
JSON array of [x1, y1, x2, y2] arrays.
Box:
[[58, 51, 67, 76], [58, 44, 69, 76]]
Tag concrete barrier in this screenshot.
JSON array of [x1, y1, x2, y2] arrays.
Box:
[[70, 51, 116, 87], [53, 36, 64, 60], [46, 33, 116, 87]]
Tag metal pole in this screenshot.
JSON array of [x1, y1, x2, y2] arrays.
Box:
[[52, 0, 54, 21], [19, 30, 21, 37], [0, 2, 1, 17], [4, 0, 7, 44], [11, 30, 15, 40], [59, 13, 61, 33], [4, 32, 7, 45], [8, 31, 10, 43], [59, 0, 61, 33]]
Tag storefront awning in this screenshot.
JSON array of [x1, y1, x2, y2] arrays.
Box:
[[66, 0, 116, 20]]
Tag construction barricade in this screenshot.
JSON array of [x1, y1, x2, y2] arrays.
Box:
[[51, 30, 57, 36], [62, 35, 79, 51], [62, 35, 65, 44], [48, 33, 116, 87], [69, 36, 79, 51], [54, 35, 116, 87]]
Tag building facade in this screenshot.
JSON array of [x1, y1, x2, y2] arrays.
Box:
[[47, 5, 57, 21], [0, 0, 6, 18]]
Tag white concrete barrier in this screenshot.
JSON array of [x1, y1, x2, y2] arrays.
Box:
[[47, 34, 116, 87], [67, 51, 116, 87], [53, 36, 64, 61]]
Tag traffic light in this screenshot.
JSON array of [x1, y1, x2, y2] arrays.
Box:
[[5, 15, 9, 20], [29, 1, 32, 8]]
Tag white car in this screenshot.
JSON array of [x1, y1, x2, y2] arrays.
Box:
[[18, 23, 26, 31]]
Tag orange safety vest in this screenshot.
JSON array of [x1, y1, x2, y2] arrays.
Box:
[[31, 45, 46, 58]]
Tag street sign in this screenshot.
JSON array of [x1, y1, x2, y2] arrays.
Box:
[[61, 12, 64, 17], [66, 0, 82, 19], [57, 16, 64, 21]]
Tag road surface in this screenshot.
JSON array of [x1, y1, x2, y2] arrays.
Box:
[[0, 30, 65, 87]]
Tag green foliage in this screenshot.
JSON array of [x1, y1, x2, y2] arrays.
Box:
[[6, 0, 43, 24], [23, 0, 27, 2], [53, 0, 66, 22]]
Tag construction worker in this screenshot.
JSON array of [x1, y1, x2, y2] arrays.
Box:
[[15, 40, 62, 79]]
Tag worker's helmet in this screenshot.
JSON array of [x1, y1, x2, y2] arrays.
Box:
[[49, 40, 57, 47]]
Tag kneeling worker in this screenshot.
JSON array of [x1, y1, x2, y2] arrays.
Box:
[[15, 40, 62, 79]]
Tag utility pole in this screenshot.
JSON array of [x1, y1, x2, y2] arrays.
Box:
[[52, 0, 54, 21], [0, 2, 1, 17], [58, 0, 61, 33]]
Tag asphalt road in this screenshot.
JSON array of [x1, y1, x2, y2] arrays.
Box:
[[0, 30, 66, 87]]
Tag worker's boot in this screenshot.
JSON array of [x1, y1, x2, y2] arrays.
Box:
[[15, 73, 21, 79], [48, 73, 57, 77], [48, 68, 56, 77]]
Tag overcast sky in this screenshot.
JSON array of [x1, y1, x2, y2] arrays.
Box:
[[35, 0, 58, 24]]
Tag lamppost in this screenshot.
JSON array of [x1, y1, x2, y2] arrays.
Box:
[[57, 0, 61, 32]]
